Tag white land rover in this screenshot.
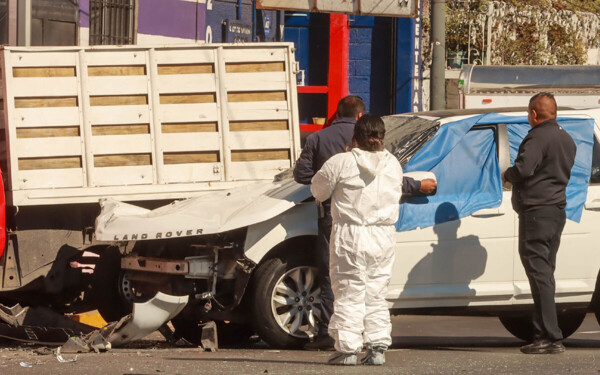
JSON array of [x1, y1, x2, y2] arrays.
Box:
[[94, 108, 600, 348]]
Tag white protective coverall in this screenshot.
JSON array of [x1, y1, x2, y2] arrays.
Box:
[[311, 148, 403, 353]]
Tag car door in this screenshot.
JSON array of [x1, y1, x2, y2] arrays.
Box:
[[389, 123, 516, 309], [513, 122, 600, 306]]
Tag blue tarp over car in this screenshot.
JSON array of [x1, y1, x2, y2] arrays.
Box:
[[398, 113, 594, 231]]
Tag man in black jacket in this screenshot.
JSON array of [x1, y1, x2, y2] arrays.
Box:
[[294, 96, 437, 350], [502, 92, 576, 355]]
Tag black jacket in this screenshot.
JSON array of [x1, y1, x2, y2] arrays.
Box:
[[293, 117, 423, 195], [504, 119, 577, 213]]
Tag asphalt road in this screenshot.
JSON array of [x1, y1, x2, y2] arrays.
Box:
[[2, 314, 600, 375]]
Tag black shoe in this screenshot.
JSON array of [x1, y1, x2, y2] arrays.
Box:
[[520, 339, 565, 354], [304, 335, 335, 351]]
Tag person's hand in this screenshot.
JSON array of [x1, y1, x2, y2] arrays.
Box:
[[419, 179, 437, 194]]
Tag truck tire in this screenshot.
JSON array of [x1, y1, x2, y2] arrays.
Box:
[[499, 310, 586, 341], [250, 255, 321, 349], [90, 246, 132, 322]]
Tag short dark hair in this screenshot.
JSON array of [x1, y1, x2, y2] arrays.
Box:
[[353, 113, 385, 151], [529, 92, 557, 120], [337, 95, 366, 118]]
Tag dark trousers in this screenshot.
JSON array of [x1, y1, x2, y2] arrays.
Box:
[[518, 205, 566, 342], [316, 210, 334, 335]]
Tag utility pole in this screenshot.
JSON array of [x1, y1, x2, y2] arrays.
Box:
[[430, 0, 446, 110], [17, 0, 31, 46]]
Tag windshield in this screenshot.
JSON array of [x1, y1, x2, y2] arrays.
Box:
[[383, 116, 440, 167]]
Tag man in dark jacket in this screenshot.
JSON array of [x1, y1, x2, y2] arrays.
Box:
[[502, 92, 576, 355], [294, 96, 437, 350]]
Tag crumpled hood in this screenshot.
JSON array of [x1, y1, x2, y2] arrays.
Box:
[[95, 178, 312, 241], [352, 148, 391, 179]]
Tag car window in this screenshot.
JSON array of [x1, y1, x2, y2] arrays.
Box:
[[591, 136, 600, 184], [383, 116, 440, 167]]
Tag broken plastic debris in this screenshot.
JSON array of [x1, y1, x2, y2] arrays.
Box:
[[19, 361, 32, 367], [56, 347, 78, 363]]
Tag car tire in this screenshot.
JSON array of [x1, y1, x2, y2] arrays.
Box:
[[250, 255, 321, 349], [499, 310, 586, 341], [89, 246, 132, 323]]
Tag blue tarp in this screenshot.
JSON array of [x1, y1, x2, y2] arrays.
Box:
[[398, 114, 594, 232]]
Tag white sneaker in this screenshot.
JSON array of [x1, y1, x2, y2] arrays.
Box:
[[327, 351, 358, 365], [361, 344, 387, 365]]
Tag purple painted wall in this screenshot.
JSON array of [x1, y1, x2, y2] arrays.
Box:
[[138, 0, 206, 40]]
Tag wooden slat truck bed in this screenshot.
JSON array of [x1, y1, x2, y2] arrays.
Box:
[[0, 43, 300, 206]]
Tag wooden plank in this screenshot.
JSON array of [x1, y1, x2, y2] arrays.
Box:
[[162, 122, 218, 133], [16, 126, 80, 138], [157, 64, 214, 75], [229, 159, 292, 181], [225, 72, 287, 92], [16, 168, 84, 189], [153, 48, 215, 65], [9, 51, 77, 67], [94, 154, 152, 167], [160, 103, 219, 123], [229, 120, 287, 131], [89, 106, 151, 125], [89, 95, 148, 106], [227, 91, 286, 103], [156, 75, 217, 94], [14, 97, 78, 108], [92, 165, 154, 187], [227, 101, 290, 121], [164, 151, 220, 164], [92, 124, 149, 135], [225, 62, 284, 73], [88, 65, 146, 76], [15, 107, 80, 127], [18, 156, 81, 170], [221, 48, 286, 63], [230, 149, 290, 162], [162, 132, 220, 152], [13, 67, 76, 77], [12, 77, 78, 97], [16, 137, 82, 158], [93, 134, 152, 155], [159, 93, 216, 104], [85, 51, 147, 66], [228, 131, 291, 150], [162, 163, 221, 183], [88, 76, 149, 96]]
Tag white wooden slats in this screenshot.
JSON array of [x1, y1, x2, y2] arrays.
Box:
[[0, 44, 300, 205], [93, 166, 154, 187], [88, 106, 150, 125], [162, 164, 221, 184], [11, 77, 78, 97], [227, 102, 290, 121], [157, 75, 217, 94], [92, 134, 152, 155], [229, 160, 291, 181], [85, 50, 147, 66], [15, 107, 80, 127], [18, 169, 84, 189], [162, 133, 220, 152], [225, 72, 287, 92], [16, 137, 82, 158], [87, 76, 149, 96], [221, 48, 286, 63], [228, 130, 290, 150]]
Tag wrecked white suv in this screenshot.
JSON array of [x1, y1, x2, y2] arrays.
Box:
[[93, 108, 600, 348]]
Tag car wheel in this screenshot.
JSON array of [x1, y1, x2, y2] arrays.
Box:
[[499, 310, 586, 341], [251, 256, 322, 349]]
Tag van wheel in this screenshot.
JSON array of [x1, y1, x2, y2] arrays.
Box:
[[499, 310, 586, 341], [251, 256, 321, 348]]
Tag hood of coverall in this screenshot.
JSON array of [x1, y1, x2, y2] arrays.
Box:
[[352, 148, 390, 181]]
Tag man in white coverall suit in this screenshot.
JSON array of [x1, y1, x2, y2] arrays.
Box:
[[310, 114, 403, 366]]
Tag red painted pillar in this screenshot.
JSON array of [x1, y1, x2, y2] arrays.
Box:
[[327, 14, 349, 124]]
